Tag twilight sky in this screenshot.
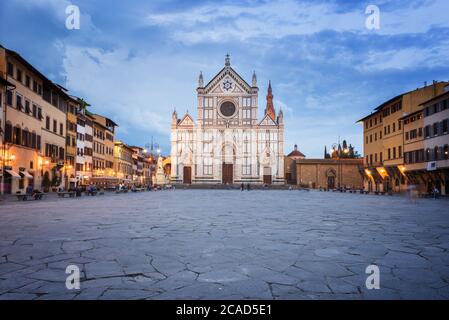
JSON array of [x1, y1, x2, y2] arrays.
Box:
[[1, 0, 448, 157]]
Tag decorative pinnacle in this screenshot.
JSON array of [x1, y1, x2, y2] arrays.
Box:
[[252, 71, 257, 87], [198, 71, 204, 87], [225, 54, 231, 67]]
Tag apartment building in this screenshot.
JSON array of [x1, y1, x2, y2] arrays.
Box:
[[358, 81, 448, 193], [92, 114, 117, 178], [75, 102, 94, 186], [65, 97, 79, 188], [114, 141, 134, 184], [130, 146, 144, 185], [92, 118, 106, 180], [0, 45, 69, 194]]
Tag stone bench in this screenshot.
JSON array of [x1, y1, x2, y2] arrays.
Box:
[[17, 193, 44, 201], [57, 192, 76, 198]]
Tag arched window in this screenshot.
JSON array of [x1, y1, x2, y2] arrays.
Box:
[[434, 146, 439, 161], [444, 145, 449, 160]]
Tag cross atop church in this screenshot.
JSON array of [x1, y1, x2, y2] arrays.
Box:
[[225, 54, 231, 67]]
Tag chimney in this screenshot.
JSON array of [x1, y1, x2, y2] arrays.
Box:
[[433, 80, 437, 96]]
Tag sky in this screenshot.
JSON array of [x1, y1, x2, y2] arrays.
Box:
[[1, 0, 448, 157]]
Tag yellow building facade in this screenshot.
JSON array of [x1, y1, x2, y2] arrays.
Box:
[[359, 81, 448, 193], [114, 141, 134, 184], [0, 46, 69, 194]]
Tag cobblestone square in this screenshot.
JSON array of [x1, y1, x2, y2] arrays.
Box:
[[1, 190, 448, 300]]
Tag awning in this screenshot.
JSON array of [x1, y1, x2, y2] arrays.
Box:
[[19, 171, 34, 179], [163, 157, 171, 166], [368, 167, 383, 183], [384, 166, 396, 178], [5, 169, 21, 178]]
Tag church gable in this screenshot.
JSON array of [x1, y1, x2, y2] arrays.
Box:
[[204, 67, 252, 94], [212, 85, 223, 93], [232, 84, 243, 93], [178, 113, 195, 127], [258, 114, 277, 127]]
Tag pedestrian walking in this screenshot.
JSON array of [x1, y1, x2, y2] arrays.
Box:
[[433, 187, 440, 199]]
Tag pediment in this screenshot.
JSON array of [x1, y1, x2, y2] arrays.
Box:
[[204, 67, 252, 94], [258, 114, 277, 126], [178, 113, 195, 127], [212, 85, 223, 93]]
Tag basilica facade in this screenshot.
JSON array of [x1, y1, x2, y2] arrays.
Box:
[[170, 55, 284, 185]]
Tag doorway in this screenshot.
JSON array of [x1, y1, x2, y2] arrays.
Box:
[[326, 169, 336, 190], [222, 164, 233, 184], [183, 166, 192, 184], [327, 176, 335, 189]]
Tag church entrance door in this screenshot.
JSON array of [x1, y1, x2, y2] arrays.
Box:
[[183, 166, 192, 184], [263, 167, 272, 185], [327, 176, 335, 189], [263, 175, 272, 185], [222, 164, 233, 184]]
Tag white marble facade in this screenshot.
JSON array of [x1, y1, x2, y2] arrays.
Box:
[[170, 55, 284, 185]]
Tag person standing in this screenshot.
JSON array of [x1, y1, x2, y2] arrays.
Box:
[[26, 184, 33, 195], [434, 187, 440, 199]]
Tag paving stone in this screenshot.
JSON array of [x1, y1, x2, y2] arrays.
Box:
[[0, 293, 38, 300], [0, 190, 448, 299], [99, 288, 158, 300], [0, 262, 27, 275], [85, 261, 124, 279], [297, 280, 332, 293]]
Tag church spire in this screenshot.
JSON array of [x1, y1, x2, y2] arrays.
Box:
[[198, 71, 204, 87], [265, 80, 275, 121], [252, 71, 257, 87], [171, 109, 178, 126]]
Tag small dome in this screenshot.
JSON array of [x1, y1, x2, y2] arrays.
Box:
[[287, 144, 305, 158]]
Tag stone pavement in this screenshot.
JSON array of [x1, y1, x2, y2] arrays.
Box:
[[0, 190, 448, 300]]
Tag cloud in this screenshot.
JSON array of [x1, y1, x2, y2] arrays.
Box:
[[358, 41, 449, 71], [145, 0, 363, 44], [5, 0, 448, 158], [11, 0, 71, 21], [61, 45, 206, 139], [144, 0, 449, 44]]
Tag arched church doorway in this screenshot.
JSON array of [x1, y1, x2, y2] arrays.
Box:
[[326, 168, 336, 190]]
